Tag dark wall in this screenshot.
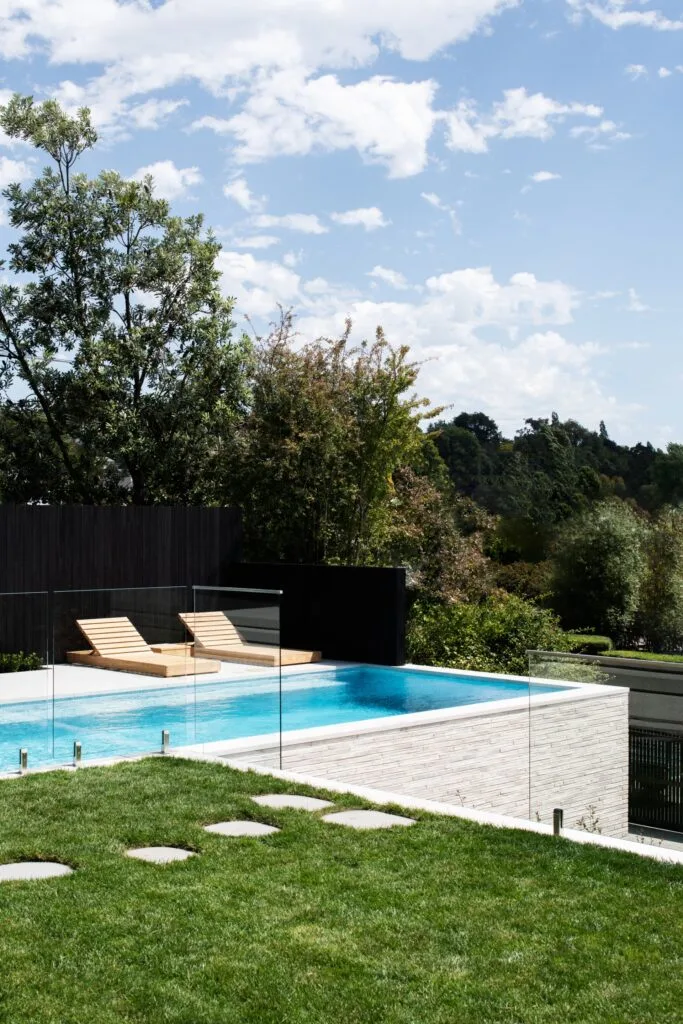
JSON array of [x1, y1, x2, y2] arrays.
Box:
[[0, 505, 241, 658], [222, 563, 406, 665]]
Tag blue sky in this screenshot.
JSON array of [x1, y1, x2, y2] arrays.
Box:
[[0, 0, 681, 444]]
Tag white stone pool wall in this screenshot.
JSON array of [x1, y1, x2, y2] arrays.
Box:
[[216, 676, 629, 837]]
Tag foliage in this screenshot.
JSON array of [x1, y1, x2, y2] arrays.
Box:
[[380, 463, 494, 603], [565, 634, 613, 655], [493, 559, 551, 602], [230, 314, 437, 565], [407, 594, 571, 675], [0, 93, 250, 503], [550, 499, 648, 643], [2, 759, 683, 1024], [636, 507, 683, 652], [0, 650, 42, 672]]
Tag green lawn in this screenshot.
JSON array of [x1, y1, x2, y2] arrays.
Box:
[[1, 760, 682, 1024], [608, 650, 683, 664]]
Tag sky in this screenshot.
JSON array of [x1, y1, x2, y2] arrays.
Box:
[[0, 0, 681, 446]]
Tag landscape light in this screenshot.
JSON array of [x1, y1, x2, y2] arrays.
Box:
[[19, 748, 27, 772], [73, 741, 82, 766], [161, 729, 170, 754], [553, 808, 563, 836]]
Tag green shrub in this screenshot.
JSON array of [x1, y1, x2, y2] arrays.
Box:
[[0, 651, 43, 672], [407, 594, 572, 676], [565, 633, 613, 655]]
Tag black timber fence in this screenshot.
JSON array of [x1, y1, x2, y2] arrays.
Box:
[[0, 505, 242, 660], [0, 506, 407, 666]]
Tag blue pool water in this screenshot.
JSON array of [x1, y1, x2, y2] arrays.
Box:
[[0, 665, 569, 773]]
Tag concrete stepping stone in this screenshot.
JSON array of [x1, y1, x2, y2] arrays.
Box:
[[126, 846, 195, 864], [204, 820, 280, 837], [252, 794, 333, 812], [0, 861, 73, 882], [322, 810, 416, 830]]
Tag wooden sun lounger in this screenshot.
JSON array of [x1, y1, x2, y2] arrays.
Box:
[[178, 611, 321, 666], [67, 617, 220, 678]]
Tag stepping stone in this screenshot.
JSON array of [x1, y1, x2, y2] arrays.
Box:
[[322, 810, 416, 830], [252, 794, 333, 812], [204, 820, 280, 837], [0, 861, 73, 882], [126, 846, 195, 864]]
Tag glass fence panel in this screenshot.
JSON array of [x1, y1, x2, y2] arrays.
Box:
[[188, 587, 282, 762], [0, 591, 50, 774], [51, 586, 192, 766], [528, 649, 631, 839]]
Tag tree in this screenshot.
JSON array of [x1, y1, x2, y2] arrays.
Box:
[[0, 94, 250, 504], [550, 499, 648, 641], [637, 507, 683, 652], [431, 423, 485, 496], [229, 314, 438, 565], [651, 444, 683, 509], [452, 411, 501, 446]]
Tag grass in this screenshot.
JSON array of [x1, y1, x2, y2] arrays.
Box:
[[0, 759, 682, 1024], [607, 651, 683, 664]]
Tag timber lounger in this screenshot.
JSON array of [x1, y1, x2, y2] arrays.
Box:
[[178, 610, 321, 666], [67, 617, 220, 677]]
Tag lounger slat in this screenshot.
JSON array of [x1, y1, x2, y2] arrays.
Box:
[[76, 617, 152, 657]]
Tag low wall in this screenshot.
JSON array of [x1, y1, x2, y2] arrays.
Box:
[[217, 680, 629, 837]]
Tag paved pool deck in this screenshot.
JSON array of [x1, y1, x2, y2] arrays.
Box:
[[0, 658, 338, 704]]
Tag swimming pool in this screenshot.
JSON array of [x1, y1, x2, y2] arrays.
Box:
[[0, 664, 569, 773]]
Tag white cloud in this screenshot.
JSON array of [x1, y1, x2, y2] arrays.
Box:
[[0, 5, 622, 179], [0, 0, 515, 163], [530, 170, 561, 182], [368, 265, 409, 290], [127, 98, 189, 130], [627, 288, 650, 313], [130, 160, 202, 200], [330, 207, 390, 230], [283, 251, 302, 268], [419, 191, 461, 233], [211, 251, 633, 432], [443, 87, 603, 153], [570, 0, 683, 32], [218, 250, 300, 317], [202, 71, 439, 178], [293, 267, 626, 431], [658, 66, 672, 78], [0, 0, 515, 71], [229, 235, 280, 249], [252, 213, 328, 234], [0, 155, 33, 188], [223, 177, 266, 213], [569, 119, 631, 146], [625, 64, 648, 79]]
